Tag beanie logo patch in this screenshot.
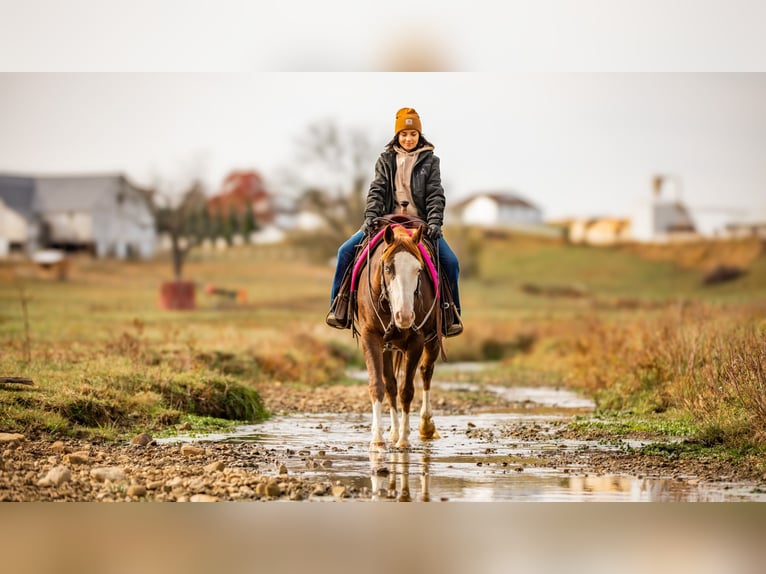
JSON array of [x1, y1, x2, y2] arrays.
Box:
[[405, 119, 413, 125]]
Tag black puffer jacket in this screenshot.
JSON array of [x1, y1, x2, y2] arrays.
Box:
[[363, 148, 446, 229]]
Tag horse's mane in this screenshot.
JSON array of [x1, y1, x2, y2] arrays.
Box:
[[379, 225, 424, 265]]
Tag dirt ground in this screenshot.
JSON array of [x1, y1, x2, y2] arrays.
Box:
[[1, 381, 764, 502]]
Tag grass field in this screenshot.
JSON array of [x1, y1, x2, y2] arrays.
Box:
[[1, 231, 765, 453]]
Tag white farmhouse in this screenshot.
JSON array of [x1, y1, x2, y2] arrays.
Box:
[[451, 191, 543, 228], [0, 173, 157, 259]]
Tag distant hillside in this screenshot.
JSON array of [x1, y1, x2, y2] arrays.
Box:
[[620, 237, 764, 271], [459, 229, 766, 304]]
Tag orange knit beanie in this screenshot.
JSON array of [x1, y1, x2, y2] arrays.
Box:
[[394, 107, 422, 134]]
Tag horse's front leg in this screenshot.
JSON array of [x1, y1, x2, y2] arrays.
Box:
[[362, 330, 387, 451], [396, 345, 423, 449], [383, 350, 399, 445], [419, 338, 441, 440]]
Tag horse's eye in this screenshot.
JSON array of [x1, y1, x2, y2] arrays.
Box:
[[384, 265, 393, 274]]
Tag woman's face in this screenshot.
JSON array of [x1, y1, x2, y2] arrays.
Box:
[[398, 129, 420, 151]]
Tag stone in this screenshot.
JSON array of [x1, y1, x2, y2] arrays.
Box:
[[312, 484, 328, 496], [181, 445, 206, 457], [190, 494, 219, 502], [331, 485, 347, 498], [0, 433, 24, 444], [204, 460, 225, 473], [130, 433, 153, 447], [90, 466, 126, 483], [127, 484, 147, 498], [38, 466, 71, 487], [265, 479, 282, 497], [277, 463, 288, 475], [50, 441, 67, 454], [65, 452, 90, 465], [166, 477, 185, 490]]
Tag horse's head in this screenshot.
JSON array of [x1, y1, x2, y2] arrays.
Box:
[[381, 224, 425, 330]]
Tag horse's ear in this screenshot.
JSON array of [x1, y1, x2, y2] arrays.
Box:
[[411, 225, 423, 245], [384, 225, 395, 245]]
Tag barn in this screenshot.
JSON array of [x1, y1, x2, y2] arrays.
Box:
[[0, 173, 157, 259]]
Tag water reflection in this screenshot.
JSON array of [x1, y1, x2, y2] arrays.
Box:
[[158, 377, 766, 502], [202, 411, 766, 502], [369, 449, 433, 502]]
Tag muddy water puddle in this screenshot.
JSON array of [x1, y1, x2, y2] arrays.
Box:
[[169, 380, 766, 502]]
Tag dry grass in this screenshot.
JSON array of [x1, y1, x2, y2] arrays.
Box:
[[1, 234, 765, 448]]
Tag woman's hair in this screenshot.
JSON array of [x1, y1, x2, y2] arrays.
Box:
[[385, 132, 434, 151]]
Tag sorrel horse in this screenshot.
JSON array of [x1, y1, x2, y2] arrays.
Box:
[[355, 220, 442, 450]]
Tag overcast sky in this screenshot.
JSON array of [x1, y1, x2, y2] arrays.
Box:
[[1, 73, 764, 224]]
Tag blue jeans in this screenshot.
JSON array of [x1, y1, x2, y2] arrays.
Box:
[[330, 231, 461, 314]]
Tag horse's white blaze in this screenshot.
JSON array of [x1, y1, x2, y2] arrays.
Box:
[[396, 410, 411, 448], [371, 400, 384, 447], [389, 251, 421, 329]]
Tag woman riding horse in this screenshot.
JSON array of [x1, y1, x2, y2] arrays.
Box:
[[326, 107, 462, 338]]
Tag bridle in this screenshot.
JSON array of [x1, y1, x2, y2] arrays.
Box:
[[366, 226, 439, 340]]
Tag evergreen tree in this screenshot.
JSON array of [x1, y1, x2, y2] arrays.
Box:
[[243, 202, 257, 242]]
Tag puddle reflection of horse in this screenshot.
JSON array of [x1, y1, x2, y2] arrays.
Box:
[[369, 450, 432, 502], [355, 220, 442, 451]]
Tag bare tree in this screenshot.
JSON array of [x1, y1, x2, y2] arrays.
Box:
[[283, 119, 377, 244], [142, 178, 209, 281]]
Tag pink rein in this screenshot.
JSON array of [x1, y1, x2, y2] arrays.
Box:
[[350, 225, 439, 298]]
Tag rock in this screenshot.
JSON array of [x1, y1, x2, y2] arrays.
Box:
[[189, 478, 207, 492], [178, 422, 192, 431], [0, 433, 25, 445], [277, 463, 288, 475], [146, 480, 164, 491], [190, 494, 219, 502], [38, 466, 71, 487], [127, 484, 147, 498], [130, 433, 153, 447], [50, 441, 67, 454], [90, 466, 126, 483], [165, 477, 185, 490], [312, 484, 328, 496], [331, 485, 347, 498], [65, 451, 90, 465], [181, 445, 206, 457], [204, 461, 225, 473], [265, 479, 282, 497], [373, 466, 390, 476]]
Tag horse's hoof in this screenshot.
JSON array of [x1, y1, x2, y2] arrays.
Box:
[[395, 439, 411, 449], [419, 420, 440, 440], [388, 432, 399, 444]]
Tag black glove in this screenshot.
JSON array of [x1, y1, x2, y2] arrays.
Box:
[[427, 224, 442, 241], [362, 217, 376, 236]]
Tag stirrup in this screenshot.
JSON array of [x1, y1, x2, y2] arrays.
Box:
[[445, 321, 463, 337], [325, 311, 347, 329]]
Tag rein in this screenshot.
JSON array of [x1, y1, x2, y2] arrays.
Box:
[[363, 223, 440, 339]]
